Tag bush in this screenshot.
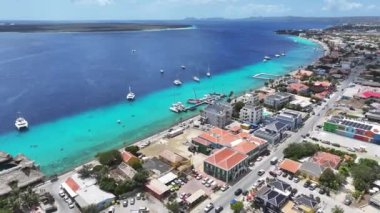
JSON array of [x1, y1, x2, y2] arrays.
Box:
[[133, 170, 150, 186], [283, 142, 319, 160], [96, 150, 122, 167], [230, 201, 244, 213], [125, 146, 140, 156], [130, 160, 143, 170], [99, 177, 118, 194]]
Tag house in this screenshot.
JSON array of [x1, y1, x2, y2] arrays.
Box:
[[287, 83, 309, 95], [267, 179, 291, 196], [239, 104, 263, 124], [121, 151, 140, 166], [299, 161, 326, 181], [254, 121, 288, 144], [145, 179, 170, 199], [293, 69, 313, 79], [264, 92, 294, 110], [310, 81, 331, 93], [293, 194, 319, 213], [279, 159, 302, 175], [117, 162, 137, 180], [204, 147, 248, 183], [289, 99, 312, 112], [61, 173, 115, 210], [276, 109, 303, 131], [255, 186, 289, 213], [232, 140, 259, 161], [0, 153, 45, 196], [200, 101, 233, 128], [159, 150, 187, 168], [311, 152, 341, 169]]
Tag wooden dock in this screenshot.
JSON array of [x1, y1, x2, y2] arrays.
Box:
[[252, 73, 280, 80]]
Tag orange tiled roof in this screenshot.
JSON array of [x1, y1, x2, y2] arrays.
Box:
[[121, 151, 138, 163], [279, 159, 302, 174], [311, 152, 341, 169], [199, 127, 239, 146], [232, 141, 257, 154], [205, 147, 247, 170], [288, 83, 309, 92], [65, 177, 80, 192]]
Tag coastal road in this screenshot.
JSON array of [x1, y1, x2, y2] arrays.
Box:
[[206, 66, 360, 212]]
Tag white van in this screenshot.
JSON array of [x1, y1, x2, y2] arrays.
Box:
[[270, 157, 278, 165]]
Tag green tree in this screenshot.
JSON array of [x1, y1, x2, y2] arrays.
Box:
[[320, 168, 343, 190], [96, 150, 122, 167], [230, 201, 244, 213], [114, 180, 136, 195], [133, 170, 150, 186], [232, 101, 245, 118], [78, 164, 93, 179], [166, 201, 180, 213], [81, 204, 99, 213], [125, 146, 140, 156], [331, 205, 344, 213], [98, 177, 118, 194], [283, 142, 319, 160], [130, 160, 143, 170]]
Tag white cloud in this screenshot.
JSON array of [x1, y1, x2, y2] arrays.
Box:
[[72, 0, 114, 6], [225, 3, 290, 18], [323, 0, 362, 11]]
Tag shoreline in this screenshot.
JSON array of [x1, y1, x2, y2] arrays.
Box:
[[45, 36, 327, 179]]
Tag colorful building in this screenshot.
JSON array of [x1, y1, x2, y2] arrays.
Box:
[[323, 116, 380, 144]]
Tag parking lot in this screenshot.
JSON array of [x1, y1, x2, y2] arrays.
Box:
[[101, 194, 166, 213]]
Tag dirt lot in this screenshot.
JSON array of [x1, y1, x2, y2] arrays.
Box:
[[140, 128, 203, 160]]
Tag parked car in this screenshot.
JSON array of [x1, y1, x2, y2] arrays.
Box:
[[242, 191, 249, 196], [69, 203, 75, 209], [234, 188, 243, 196], [293, 177, 300, 183], [204, 203, 214, 212], [288, 175, 294, 180], [136, 193, 142, 200], [215, 206, 223, 213], [331, 143, 341, 147], [130, 198, 135, 205], [309, 183, 318, 191], [319, 188, 325, 195], [220, 185, 229, 192], [196, 175, 203, 180], [321, 140, 330, 145], [122, 200, 128, 207], [256, 156, 263, 161], [344, 198, 352, 206], [282, 173, 288, 178], [257, 178, 265, 186], [58, 190, 65, 197], [304, 181, 311, 188], [269, 171, 277, 177], [257, 169, 265, 176]]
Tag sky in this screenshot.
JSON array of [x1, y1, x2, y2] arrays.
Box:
[[0, 0, 379, 20]]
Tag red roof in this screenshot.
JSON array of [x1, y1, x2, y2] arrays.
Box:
[[65, 177, 80, 192], [311, 152, 342, 169], [232, 141, 257, 154], [288, 83, 309, 92], [361, 91, 380, 99], [205, 147, 247, 170], [199, 127, 239, 146], [192, 137, 211, 146], [279, 159, 302, 174], [121, 151, 138, 163]]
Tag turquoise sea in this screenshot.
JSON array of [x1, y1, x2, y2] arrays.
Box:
[[0, 21, 324, 176]]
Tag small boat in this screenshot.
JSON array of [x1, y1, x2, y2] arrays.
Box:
[[264, 56, 271, 60], [193, 76, 200, 82], [126, 86, 135, 101], [169, 102, 185, 113], [15, 117, 28, 131], [181, 65, 186, 70], [187, 99, 201, 104], [281, 52, 286, 56], [173, 79, 182, 86], [263, 59, 268, 62], [131, 49, 137, 53], [160, 69, 164, 74], [275, 54, 281, 58]]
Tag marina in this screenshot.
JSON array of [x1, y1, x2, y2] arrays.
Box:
[[170, 93, 226, 113]]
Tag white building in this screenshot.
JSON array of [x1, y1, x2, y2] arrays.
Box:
[[239, 104, 263, 124], [61, 173, 115, 210]]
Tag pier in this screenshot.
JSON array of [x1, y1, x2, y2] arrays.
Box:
[[172, 93, 226, 113], [252, 73, 280, 80]]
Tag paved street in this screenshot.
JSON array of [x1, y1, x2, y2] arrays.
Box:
[[200, 66, 361, 212]]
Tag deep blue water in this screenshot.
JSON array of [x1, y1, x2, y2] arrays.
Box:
[[0, 20, 332, 134]]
